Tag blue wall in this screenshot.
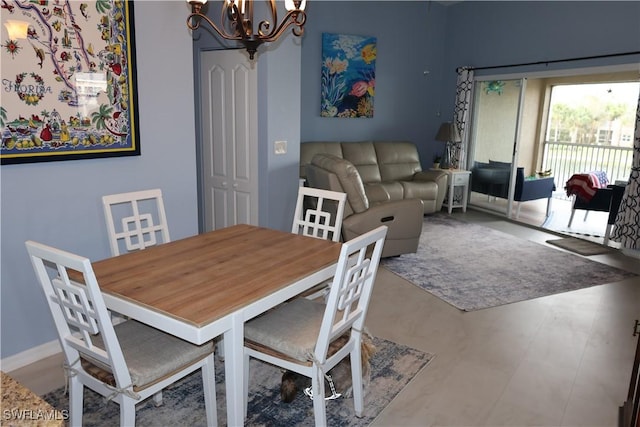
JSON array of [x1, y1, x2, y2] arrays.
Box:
[[301, 1, 451, 165], [2, 0, 639, 363], [439, 1, 640, 119]]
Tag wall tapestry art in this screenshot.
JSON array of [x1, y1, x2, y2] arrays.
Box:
[[321, 33, 376, 118], [1, 0, 139, 164]]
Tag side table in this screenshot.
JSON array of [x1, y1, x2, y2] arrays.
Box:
[[432, 169, 471, 214]]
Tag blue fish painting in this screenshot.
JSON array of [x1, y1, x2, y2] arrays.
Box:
[[321, 33, 376, 118]]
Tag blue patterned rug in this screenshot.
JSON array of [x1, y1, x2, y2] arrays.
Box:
[[43, 336, 432, 426], [381, 214, 637, 311]]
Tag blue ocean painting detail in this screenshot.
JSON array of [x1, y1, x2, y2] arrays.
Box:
[[321, 33, 377, 118]]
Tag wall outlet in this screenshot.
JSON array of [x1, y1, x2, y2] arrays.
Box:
[[274, 140, 287, 155]]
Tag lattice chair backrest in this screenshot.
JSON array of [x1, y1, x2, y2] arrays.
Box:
[[102, 189, 170, 256], [25, 241, 132, 387], [316, 225, 387, 360], [292, 187, 347, 242]]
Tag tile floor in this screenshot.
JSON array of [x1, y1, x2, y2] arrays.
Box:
[[8, 209, 640, 426]]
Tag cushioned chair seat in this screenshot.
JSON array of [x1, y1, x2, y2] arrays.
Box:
[[89, 320, 214, 390], [245, 298, 324, 363]]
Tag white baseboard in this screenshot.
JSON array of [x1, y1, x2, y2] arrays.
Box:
[[1, 340, 62, 372]]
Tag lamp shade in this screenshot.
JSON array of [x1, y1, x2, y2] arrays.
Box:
[[435, 122, 461, 143]]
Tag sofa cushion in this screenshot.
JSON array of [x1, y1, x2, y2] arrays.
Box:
[[377, 181, 405, 201], [310, 154, 369, 214], [374, 141, 423, 181], [363, 183, 390, 204], [341, 142, 382, 183]]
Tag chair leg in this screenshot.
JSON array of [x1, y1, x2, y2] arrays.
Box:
[[568, 208, 577, 227], [152, 391, 163, 407], [351, 346, 364, 417], [604, 224, 613, 245], [120, 398, 136, 427], [583, 210, 589, 221], [515, 202, 522, 219], [216, 338, 225, 361], [545, 197, 552, 218], [312, 366, 327, 426], [202, 354, 218, 427], [69, 377, 83, 427]]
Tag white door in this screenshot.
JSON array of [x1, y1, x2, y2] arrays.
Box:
[[200, 50, 258, 230]]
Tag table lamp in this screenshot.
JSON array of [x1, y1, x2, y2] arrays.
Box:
[[435, 122, 461, 169]]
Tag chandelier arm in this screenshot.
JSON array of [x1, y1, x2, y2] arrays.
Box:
[[255, 0, 276, 38], [257, 10, 306, 42], [187, 12, 242, 41], [223, 2, 247, 39]]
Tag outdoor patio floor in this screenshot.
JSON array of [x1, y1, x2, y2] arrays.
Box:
[[468, 192, 619, 247]]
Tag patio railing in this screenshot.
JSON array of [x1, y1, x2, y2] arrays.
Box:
[[541, 141, 633, 198]]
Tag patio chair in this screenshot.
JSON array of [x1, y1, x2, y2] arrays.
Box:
[[243, 225, 388, 426], [25, 240, 217, 427], [566, 171, 614, 231]]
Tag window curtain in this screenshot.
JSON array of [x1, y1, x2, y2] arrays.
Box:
[[452, 67, 474, 169], [611, 92, 640, 249]]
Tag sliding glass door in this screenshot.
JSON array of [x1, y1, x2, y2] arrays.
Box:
[[468, 78, 526, 218]]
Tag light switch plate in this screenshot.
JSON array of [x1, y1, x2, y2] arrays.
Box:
[[274, 140, 287, 155]]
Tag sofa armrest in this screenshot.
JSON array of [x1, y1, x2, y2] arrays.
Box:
[[413, 170, 448, 211], [413, 169, 446, 182], [515, 176, 555, 202]]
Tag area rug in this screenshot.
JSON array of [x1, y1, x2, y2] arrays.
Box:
[[43, 336, 432, 426], [381, 215, 636, 311], [546, 237, 613, 256]]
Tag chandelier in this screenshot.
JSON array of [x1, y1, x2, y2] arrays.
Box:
[[186, 0, 307, 60]]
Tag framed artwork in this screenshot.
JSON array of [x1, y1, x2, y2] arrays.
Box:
[[1, 0, 139, 165], [321, 33, 376, 118]]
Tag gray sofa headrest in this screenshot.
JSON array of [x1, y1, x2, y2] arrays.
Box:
[[309, 154, 369, 213]]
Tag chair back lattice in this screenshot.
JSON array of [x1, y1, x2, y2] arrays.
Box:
[[292, 187, 346, 243], [25, 241, 132, 386], [316, 225, 387, 361], [102, 189, 170, 256]]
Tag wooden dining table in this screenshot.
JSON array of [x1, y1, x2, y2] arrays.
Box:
[[90, 224, 342, 426]]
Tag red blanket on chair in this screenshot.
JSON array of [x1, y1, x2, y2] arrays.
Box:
[[565, 171, 609, 202]]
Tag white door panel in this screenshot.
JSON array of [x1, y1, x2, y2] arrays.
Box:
[[201, 50, 258, 230]]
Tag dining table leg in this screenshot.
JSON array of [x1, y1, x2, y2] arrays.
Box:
[[224, 312, 245, 426]]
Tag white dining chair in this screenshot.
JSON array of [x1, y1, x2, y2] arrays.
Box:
[[292, 186, 346, 243], [25, 240, 217, 427], [102, 189, 170, 256], [292, 187, 347, 300], [243, 225, 388, 426]]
